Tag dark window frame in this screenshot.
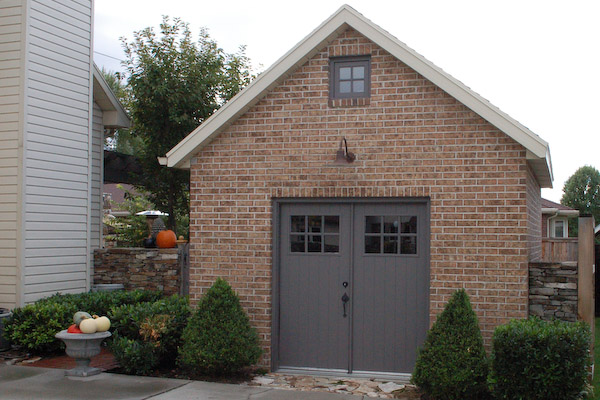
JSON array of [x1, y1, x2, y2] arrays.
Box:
[[290, 215, 340, 254], [364, 215, 418, 256], [329, 56, 371, 100]]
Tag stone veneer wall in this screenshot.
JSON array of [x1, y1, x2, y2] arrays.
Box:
[[93, 248, 181, 295], [529, 262, 578, 322]]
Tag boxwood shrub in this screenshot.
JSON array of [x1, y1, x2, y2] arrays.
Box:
[[4, 289, 163, 353], [178, 278, 261, 376], [491, 317, 591, 400], [108, 295, 190, 374], [412, 289, 490, 400]]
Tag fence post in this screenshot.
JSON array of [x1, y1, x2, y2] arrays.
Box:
[[577, 215, 595, 379], [177, 242, 190, 296]]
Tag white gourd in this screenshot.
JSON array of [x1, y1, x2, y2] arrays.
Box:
[[79, 318, 97, 334], [95, 316, 111, 332]]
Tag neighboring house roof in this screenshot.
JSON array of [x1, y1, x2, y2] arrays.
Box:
[[541, 198, 579, 216], [93, 63, 130, 129], [159, 4, 553, 188]]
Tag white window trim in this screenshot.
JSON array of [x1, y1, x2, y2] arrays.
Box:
[[549, 217, 569, 238]]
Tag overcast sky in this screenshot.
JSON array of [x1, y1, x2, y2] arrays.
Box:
[[94, 0, 600, 202]]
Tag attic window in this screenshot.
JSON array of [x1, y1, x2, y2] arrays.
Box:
[[330, 56, 371, 100]]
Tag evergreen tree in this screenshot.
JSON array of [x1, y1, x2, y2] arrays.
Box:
[[412, 289, 490, 400]]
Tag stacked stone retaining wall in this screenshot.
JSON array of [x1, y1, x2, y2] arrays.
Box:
[[529, 262, 578, 322], [93, 248, 181, 295]]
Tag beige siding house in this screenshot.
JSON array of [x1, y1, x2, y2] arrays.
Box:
[[0, 0, 129, 308]]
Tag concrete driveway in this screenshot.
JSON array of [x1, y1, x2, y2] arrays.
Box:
[[0, 364, 364, 400]]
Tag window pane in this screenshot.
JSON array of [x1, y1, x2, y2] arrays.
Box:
[[291, 235, 305, 252], [400, 236, 417, 254], [308, 235, 322, 252], [339, 67, 351, 80], [365, 216, 381, 233], [365, 236, 381, 253], [401, 216, 417, 233], [339, 81, 351, 93], [383, 235, 398, 254], [324, 235, 339, 253], [352, 80, 364, 93], [383, 216, 399, 233], [291, 216, 305, 233], [555, 220, 564, 237], [353, 66, 365, 79], [324, 216, 339, 233], [308, 216, 322, 233]]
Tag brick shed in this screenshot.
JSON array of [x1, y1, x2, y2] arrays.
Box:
[[160, 5, 553, 377]]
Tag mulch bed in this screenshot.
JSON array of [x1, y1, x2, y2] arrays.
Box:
[[0, 346, 118, 372]]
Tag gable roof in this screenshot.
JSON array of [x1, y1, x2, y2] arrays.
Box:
[[159, 4, 553, 188], [93, 64, 130, 129]]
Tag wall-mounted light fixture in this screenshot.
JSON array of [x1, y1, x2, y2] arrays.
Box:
[[333, 137, 356, 165]]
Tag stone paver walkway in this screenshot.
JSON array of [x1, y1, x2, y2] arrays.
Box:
[[249, 374, 421, 399]]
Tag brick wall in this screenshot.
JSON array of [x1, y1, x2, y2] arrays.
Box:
[[189, 28, 534, 367], [93, 248, 181, 295]]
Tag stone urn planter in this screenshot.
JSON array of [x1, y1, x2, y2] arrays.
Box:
[[55, 330, 111, 377]]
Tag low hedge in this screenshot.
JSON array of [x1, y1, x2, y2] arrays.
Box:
[[491, 317, 591, 400], [4, 289, 163, 353], [108, 295, 190, 374]]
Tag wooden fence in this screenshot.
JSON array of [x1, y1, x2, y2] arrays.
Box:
[[541, 238, 578, 263]]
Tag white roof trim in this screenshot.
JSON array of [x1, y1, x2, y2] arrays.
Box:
[[162, 5, 552, 187], [542, 208, 579, 216], [92, 64, 130, 129]]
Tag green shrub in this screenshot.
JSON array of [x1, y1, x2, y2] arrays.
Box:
[[4, 289, 163, 354], [109, 335, 159, 375], [108, 295, 190, 373], [412, 289, 490, 400], [178, 278, 261, 376], [4, 302, 72, 353], [491, 317, 591, 400]]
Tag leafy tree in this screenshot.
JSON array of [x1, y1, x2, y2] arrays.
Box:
[[561, 165, 600, 229], [121, 17, 252, 230]]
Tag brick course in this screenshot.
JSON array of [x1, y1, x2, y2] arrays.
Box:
[[189, 28, 539, 368]]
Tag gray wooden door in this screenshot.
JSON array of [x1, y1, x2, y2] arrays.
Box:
[[277, 201, 429, 374], [279, 203, 352, 370], [352, 203, 429, 373]]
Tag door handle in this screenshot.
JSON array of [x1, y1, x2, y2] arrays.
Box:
[[341, 292, 350, 317]]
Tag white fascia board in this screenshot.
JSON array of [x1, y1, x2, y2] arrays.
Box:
[[165, 4, 552, 177], [92, 64, 130, 128]]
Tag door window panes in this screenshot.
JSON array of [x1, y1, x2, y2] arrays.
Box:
[[291, 215, 340, 253], [365, 215, 418, 255]]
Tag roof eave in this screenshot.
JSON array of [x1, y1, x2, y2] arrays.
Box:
[[92, 64, 131, 129]]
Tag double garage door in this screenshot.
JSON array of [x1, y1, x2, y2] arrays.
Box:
[[275, 200, 430, 375]]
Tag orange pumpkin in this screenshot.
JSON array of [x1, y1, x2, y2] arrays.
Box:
[[156, 230, 177, 248]]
